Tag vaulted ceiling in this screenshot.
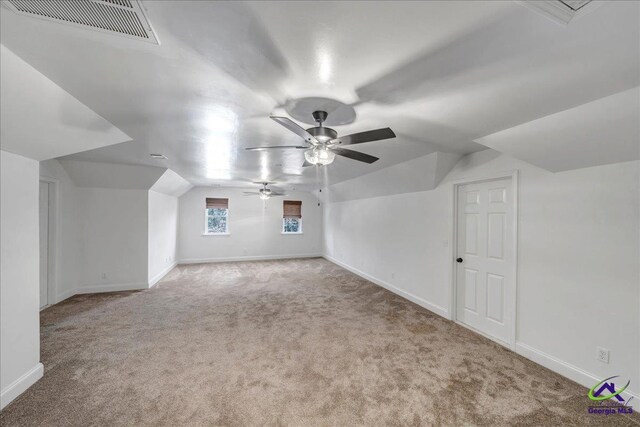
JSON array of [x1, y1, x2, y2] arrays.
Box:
[[1, 1, 638, 190]]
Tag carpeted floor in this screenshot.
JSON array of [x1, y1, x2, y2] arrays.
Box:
[[1, 258, 637, 426]]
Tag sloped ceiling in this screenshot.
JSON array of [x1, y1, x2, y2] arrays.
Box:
[[60, 160, 166, 190], [475, 87, 640, 172], [322, 152, 461, 203], [0, 44, 131, 161], [150, 169, 193, 197], [1, 1, 638, 185]]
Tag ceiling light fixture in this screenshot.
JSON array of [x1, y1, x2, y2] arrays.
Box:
[[304, 147, 336, 166], [150, 154, 167, 159], [245, 110, 395, 166], [259, 187, 273, 200], [244, 183, 286, 199]]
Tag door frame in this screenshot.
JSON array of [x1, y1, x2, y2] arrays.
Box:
[[448, 170, 519, 350], [39, 176, 59, 308]]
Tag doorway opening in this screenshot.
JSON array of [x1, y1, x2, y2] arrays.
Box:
[[39, 179, 57, 310]]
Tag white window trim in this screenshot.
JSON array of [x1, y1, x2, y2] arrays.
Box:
[[204, 208, 229, 235], [282, 217, 303, 234]]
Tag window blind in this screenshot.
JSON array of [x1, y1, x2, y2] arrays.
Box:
[[283, 200, 302, 218], [206, 198, 228, 209]]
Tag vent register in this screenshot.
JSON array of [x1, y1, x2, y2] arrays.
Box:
[[558, 1, 592, 11], [3, 0, 159, 44], [518, 0, 597, 25]]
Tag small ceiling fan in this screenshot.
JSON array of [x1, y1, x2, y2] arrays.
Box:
[[243, 182, 286, 200], [245, 110, 396, 166]]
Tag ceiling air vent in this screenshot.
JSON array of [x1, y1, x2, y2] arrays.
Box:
[[3, 0, 159, 44], [558, 1, 593, 11], [518, 0, 600, 25]]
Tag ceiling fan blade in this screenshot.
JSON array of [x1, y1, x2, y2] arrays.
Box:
[[243, 192, 259, 196], [335, 127, 396, 145], [332, 147, 379, 164], [271, 192, 287, 196], [270, 116, 319, 144], [302, 160, 314, 167], [245, 145, 308, 151]]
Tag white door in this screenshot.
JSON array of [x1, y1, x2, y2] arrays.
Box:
[[39, 181, 49, 309], [456, 178, 514, 345]]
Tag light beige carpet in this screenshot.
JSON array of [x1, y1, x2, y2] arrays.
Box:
[[1, 258, 637, 426]]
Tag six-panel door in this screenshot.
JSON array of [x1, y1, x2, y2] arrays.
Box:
[[456, 178, 513, 345]]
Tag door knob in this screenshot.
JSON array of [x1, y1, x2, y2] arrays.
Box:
[[456, 258, 463, 263]]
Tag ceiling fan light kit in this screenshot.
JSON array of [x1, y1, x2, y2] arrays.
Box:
[[245, 110, 396, 167], [304, 146, 336, 166], [244, 182, 286, 200], [259, 191, 271, 200]]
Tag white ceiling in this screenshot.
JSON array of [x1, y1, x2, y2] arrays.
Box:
[[323, 151, 462, 204], [59, 159, 165, 189], [476, 87, 640, 172], [1, 1, 638, 189], [0, 44, 131, 161], [151, 169, 193, 197]]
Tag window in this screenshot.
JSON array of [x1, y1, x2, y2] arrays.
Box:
[[282, 200, 302, 234], [283, 217, 302, 233], [205, 198, 229, 234]]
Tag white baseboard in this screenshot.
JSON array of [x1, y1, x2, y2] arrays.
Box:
[[52, 280, 153, 304], [323, 255, 640, 401], [323, 255, 449, 319], [178, 253, 322, 264], [516, 342, 639, 401], [76, 282, 148, 294], [148, 263, 177, 288], [1, 363, 44, 410], [55, 287, 77, 303]]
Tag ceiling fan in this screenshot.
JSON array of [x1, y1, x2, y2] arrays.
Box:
[[243, 182, 286, 200], [245, 110, 396, 166]]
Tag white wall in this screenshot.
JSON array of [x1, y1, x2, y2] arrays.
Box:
[[323, 150, 639, 396], [39, 159, 84, 301], [79, 188, 149, 292], [178, 187, 322, 263], [1, 150, 43, 408], [36, 162, 185, 295], [148, 191, 178, 285]]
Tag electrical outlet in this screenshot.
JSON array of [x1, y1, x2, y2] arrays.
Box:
[[101, 273, 107, 280], [596, 347, 610, 364]]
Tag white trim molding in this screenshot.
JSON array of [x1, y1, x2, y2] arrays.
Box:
[[39, 176, 59, 308], [323, 255, 449, 319], [55, 287, 77, 304], [0, 363, 44, 410], [77, 282, 148, 294], [46, 266, 177, 307], [516, 342, 639, 402], [148, 263, 177, 288], [179, 254, 322, 264], [324, 253, 640, 402]]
